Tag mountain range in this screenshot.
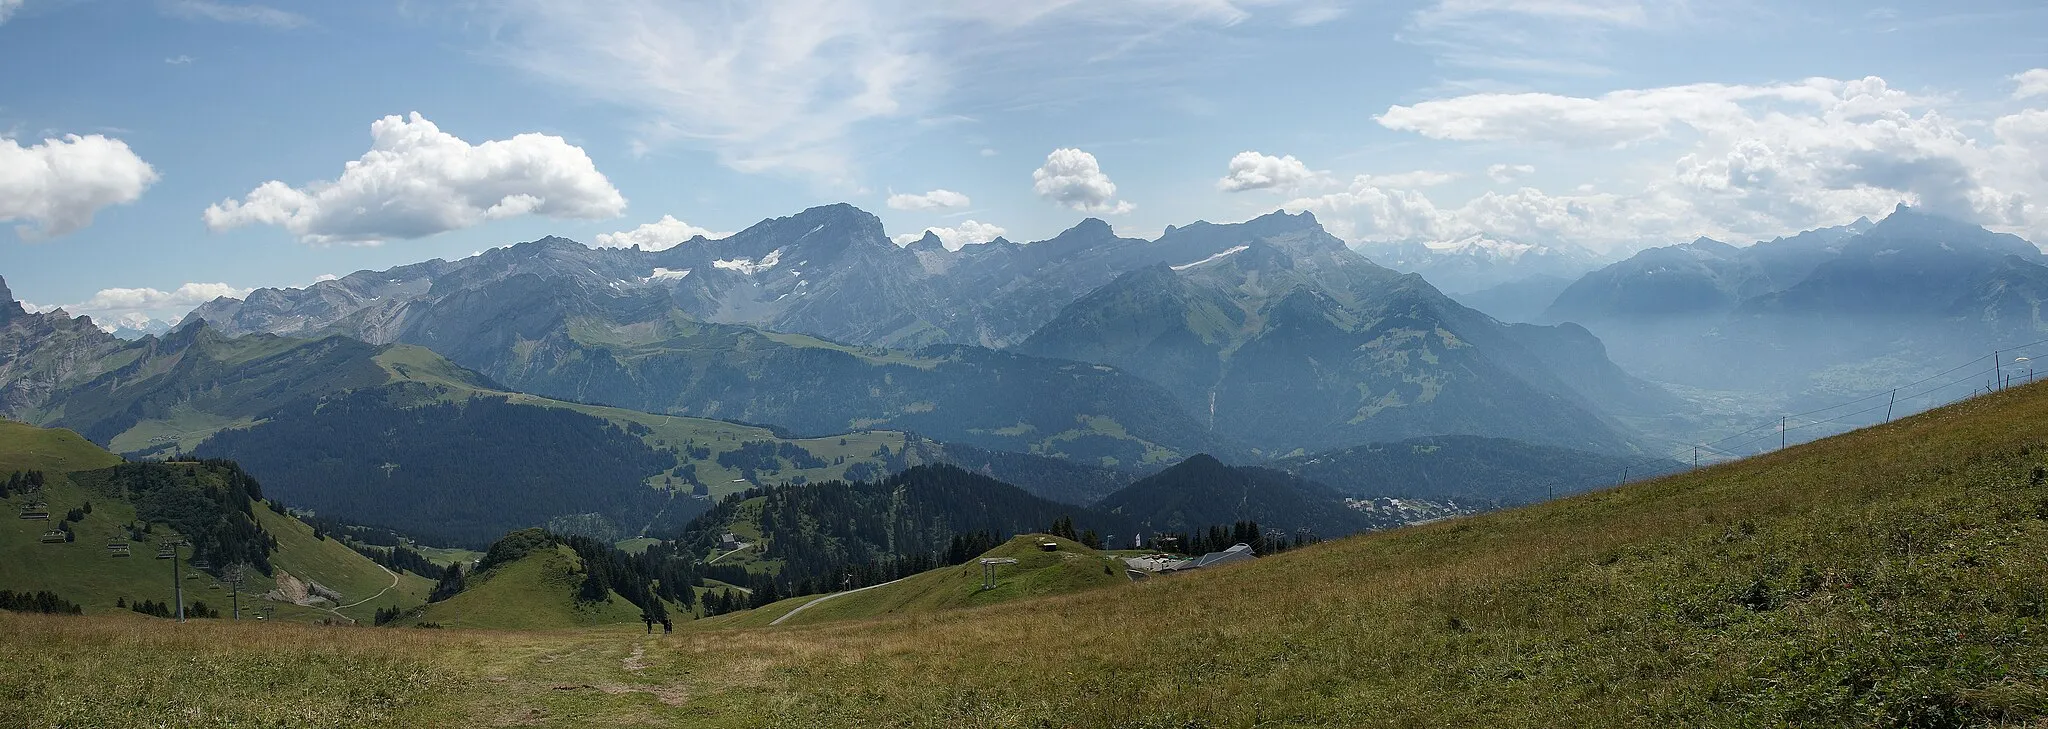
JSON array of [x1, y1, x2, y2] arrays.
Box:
[[176, 205, 1667, 457]]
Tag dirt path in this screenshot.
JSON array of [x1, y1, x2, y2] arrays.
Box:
[[317, 563, 403, 623], [769, 577, 907, 626]]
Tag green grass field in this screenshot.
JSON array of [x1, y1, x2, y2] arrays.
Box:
[[11, 382, 2048, 725]]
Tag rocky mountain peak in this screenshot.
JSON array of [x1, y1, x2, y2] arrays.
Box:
[[0, 275, 19, 322]]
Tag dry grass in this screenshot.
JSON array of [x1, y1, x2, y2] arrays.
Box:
[[10, 382, 2048, 726]]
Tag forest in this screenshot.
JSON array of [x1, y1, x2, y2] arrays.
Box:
[[70, 459, 277, 576], [196, 391, 698, 546]]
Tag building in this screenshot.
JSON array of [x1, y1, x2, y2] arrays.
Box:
[[1191, 543, 1256, 569]]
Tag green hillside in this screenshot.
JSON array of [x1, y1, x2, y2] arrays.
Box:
[[14, 382, 2048, 725], [0, 421, 426, 624], [409, 543, 645, 630], [713, 534, 1128, 628]]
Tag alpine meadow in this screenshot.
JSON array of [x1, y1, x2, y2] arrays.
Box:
[[7, 1, 2048, 727]]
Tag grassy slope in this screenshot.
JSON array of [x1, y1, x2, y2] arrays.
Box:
[[0, 421, 426, 624], [254, 506, 435, 623], [11, 383, 2048, 725], [411, 545, 645, 630], [710, 534, 1128, 629]]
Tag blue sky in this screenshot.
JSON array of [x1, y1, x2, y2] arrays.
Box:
[[3, 0, 2047, 325]]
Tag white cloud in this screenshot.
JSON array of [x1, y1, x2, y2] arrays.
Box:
[[1487, 164, 1535, 183], [1216, 151, 1323, 192], [204, 112, 626, 245], [0, 0, 24, 24], [594, 215, 733, 251], [165, 55, 194, 65], [890, 219, 1007, 249], [0, 134, 159, 240], [1308, 74, 2048, 248], [54, 282, 253, 321], [479, 1, 1337, 179], [886, 189, 971, 210], [1358, 170, 1458, 188], [161, 0, 306, 28], [1033, 148, 1134, 214], [312, 273, 340, 283], [2016, 69, 2048, 100]]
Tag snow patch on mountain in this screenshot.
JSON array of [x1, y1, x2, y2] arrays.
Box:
[[1423, 236, 1545, 263], [1171, 245, 1250, 271], [712, 248, 785, 275], [648, 267, 692, 281]]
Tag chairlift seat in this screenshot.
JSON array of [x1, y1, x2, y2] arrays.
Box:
[[39, 530, 67, 543]]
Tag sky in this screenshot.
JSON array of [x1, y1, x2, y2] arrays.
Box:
[[3, 0, 2047, 326]]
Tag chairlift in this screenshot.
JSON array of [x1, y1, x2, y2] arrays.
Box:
[[38, 530, 67, 544], [191, 558, 213, 570], [18, 503, 49, 520], [108, 546, 131, 557], [155, 547, 174, 560]]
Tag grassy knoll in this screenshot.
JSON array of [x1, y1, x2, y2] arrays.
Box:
[[13, 382, 2048, 725], [411, 545, 647, 630], [710, 534, 1128, 629]]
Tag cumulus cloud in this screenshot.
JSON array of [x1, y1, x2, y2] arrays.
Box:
[[204, 113, 626, 245], [480, 1, 1336, 179], [593, 215, 733, 251], [0, 134, 159, 240], [1033, 148, 1134, 214], [1216, 151, 1323, 192], [0, 0, 24, 24], [48, 282, 253, 323], [890, 219, 1007, 249], [2016, 69, 2048, 100], [161, 0, 306, 28], [886, 189, 971, 210], [1487, 164, 1535, 183], [312, 273, 340, 283], [1332, 74, 2048, 249]]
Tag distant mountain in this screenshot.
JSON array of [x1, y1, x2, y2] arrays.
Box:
[[1357, 235, 1606, 295], [1270, 435, 1685, 507], [100, 314, 175, 340], [1093, 454, 1383, 537], [1543, 207, 2048, 397], [1450, 273, 1576, 323], [1015, 215, 1671, 455]]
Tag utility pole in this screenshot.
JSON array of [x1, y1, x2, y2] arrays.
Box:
[[1693, 446, 1699, 469], [1781, 417, 1788, 450], [1996, 351, 2003, 391], [1886, 389, 1896, 423]]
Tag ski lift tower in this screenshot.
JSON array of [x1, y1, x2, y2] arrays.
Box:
[[160, 539, 189, 622], [978, 558, 1018, 591]]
